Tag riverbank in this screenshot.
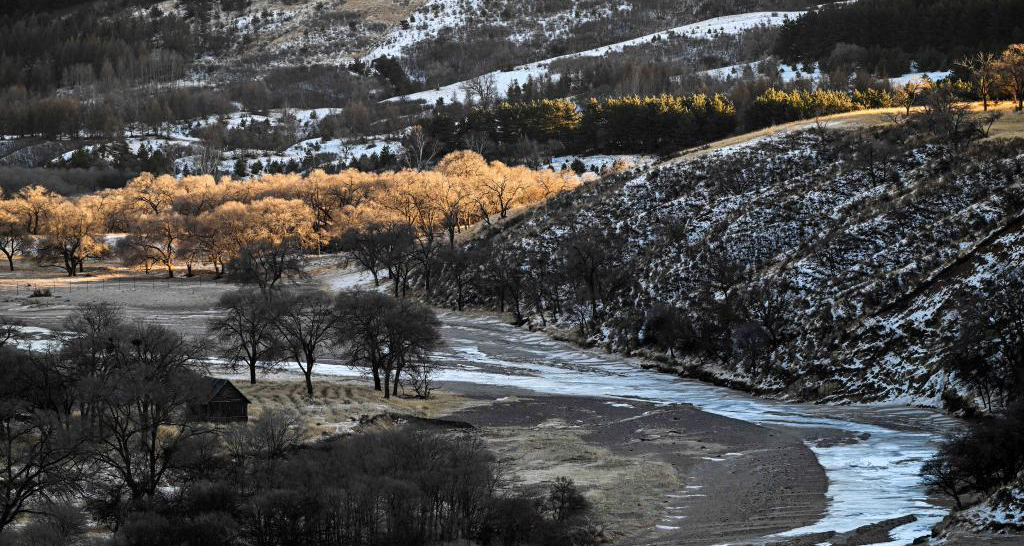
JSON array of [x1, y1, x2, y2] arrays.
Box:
[[443, 386, 827, 545]]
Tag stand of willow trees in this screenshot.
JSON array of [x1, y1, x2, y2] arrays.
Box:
[[0, 150, 580, 282]]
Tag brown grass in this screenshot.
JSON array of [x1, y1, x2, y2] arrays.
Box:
[[233, 376, 482, 436]]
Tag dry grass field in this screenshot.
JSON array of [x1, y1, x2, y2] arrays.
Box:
[[230, 376, 483, 436]]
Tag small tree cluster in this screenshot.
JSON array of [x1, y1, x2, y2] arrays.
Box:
[[209, 288, 441, 399]]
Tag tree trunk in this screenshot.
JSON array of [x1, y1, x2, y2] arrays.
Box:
[[249, 364, 257, 385], [303, 361, 314, 397], [372, 365, 381, 391], [4, 253, 12, 271], [392, 365, 403, 397]]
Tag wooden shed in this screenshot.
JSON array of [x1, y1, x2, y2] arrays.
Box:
[[190, 378, 250, 422]]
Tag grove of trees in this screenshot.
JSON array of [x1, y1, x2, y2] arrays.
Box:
[[0, 151, 579, 281]]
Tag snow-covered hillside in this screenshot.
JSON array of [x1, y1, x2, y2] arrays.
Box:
[[389, 11, 804, 103], [434, 121, 1024, 408]]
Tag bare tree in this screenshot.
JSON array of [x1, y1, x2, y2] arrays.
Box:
[[208, 289, 283, 384], [224, 407, 309, 466], [401, 125, 439, 170], [958, 52, 1001, 111], [334, 291, 441, 398], [461, 73, 498, 107], [334, 291, 391, 394], [338, 223, 387, 286], [377, 223, 417, 298], [1000, 44, 1024, 111], [88, 324, 209, 501], [0, 203, 31, 271], [0, 317, 22, 349], [272, 291, 338, 397], [0, 401, 86, 533], [894, 79, 923, 116]]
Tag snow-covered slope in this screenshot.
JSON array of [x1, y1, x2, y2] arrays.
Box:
[[434, 123, 1024, 407], [389, 10, 804, 104], [363, 0, 483, 60]]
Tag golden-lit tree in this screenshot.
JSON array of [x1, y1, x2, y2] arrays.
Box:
[[36, 201, 105, 276], [1000, 44, 1024, 111], [0, 201, 30, 271], [0, 150, 581, 279], [958, 52, 1002, 111], [125, 213, 187, 277], [14, 185, 64, 235]]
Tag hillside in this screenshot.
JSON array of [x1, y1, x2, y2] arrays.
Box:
[[431, 106, 1024, 409], [9, 0, 1022, 184]]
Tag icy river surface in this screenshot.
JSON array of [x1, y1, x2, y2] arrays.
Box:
[[425, 311, 959, 546]]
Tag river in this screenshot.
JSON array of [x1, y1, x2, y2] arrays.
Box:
[[421, 311, 959, 546]]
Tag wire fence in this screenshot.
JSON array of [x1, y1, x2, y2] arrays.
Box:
[[0, 275, 214, 298]]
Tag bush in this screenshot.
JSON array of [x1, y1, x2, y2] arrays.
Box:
[[922, 405, 1024, 510], [29, 288, 52, 298]]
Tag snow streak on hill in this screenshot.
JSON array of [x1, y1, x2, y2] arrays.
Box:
[[388, 11, 804, 104]]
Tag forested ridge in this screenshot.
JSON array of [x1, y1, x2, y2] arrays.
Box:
[[775, 0, 1024, 71], [413, 96, 1024, 529]]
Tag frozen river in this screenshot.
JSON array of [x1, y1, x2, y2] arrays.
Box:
[[422, 311, 959, 546]]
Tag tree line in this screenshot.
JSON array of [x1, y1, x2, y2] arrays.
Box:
[[0, 86, 235, 140], [774, 0, 1024, 73], [0, 151, 579, 283], [417, 84, 935, 162], [419, 93, 736, 160], [212, 288, 440, 399]]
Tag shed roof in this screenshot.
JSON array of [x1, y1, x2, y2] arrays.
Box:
[[204, 377, 251, 404]]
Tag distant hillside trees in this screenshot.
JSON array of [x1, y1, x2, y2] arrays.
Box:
[[0, 87, 234, 140], [580, 94, 736, 152], [745, 88, 871, 128], [775, 0, 1024, 73], [424, 94, 736, 159]]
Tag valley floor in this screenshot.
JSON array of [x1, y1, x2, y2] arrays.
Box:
[[0, 258, 830, 545]]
